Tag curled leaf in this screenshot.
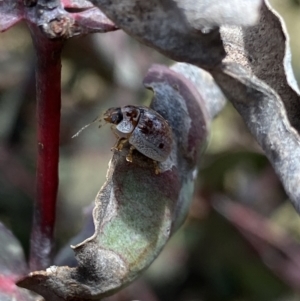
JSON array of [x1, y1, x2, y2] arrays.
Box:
[[17, 64, 210, 300], [89, 0, 224, 68], [89, 0, 262, 68], [171, 63, 227, 119], [87, 0, 300, 215], [211, 0, 300, 211]]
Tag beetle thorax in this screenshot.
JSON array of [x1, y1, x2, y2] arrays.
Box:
[[115, 106, 141, 137]]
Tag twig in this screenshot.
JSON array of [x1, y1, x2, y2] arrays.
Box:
[[28, 24, 64, 271]]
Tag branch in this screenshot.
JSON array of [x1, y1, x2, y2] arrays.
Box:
[[28, 24, 64, 271]]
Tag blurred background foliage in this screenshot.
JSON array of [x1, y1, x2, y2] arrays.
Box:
[[0, 0, 300, 300]]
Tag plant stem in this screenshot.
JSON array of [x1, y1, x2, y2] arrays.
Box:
[[28, 25, 64, 271]]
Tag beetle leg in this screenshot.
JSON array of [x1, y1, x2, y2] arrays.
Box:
[[153, 161, 161, 175], [112, 138, 128, 151], [126, 145, 135, 162]]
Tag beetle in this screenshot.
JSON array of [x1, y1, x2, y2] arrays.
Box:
[[103, 105, 172, 172]]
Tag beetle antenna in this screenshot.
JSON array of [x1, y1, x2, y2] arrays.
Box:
[[72, 117, 102, 138]]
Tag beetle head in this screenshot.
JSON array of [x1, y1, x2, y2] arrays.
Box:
[[103, 107, 123, 125]]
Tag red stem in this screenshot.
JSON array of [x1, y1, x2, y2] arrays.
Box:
[[28, 25, 64, 271]]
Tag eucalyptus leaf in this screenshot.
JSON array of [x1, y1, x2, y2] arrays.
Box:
[[212, 1, 300, 211], [17, 64, 210, 300], [88, 0, 300, 212]]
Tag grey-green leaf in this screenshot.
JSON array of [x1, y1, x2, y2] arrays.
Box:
[[17, 64, 210, 300]]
